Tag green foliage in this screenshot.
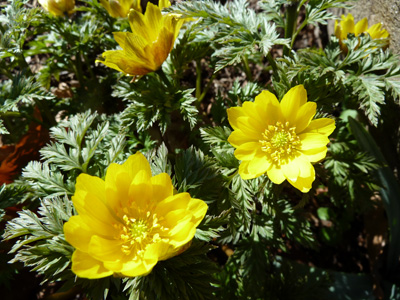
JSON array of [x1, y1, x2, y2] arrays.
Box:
[[0, 184, 28, 220], [22, 110, 127, 200], [305, 0, 350, 26], [123, 242, 218, 300], [0, 0, 40, 76], [2, 196, 74, 282], [172, 0, 289, 71], [116, 75, 198, 133], [1, 0, 400, 298], [324, 115, 380, 204]]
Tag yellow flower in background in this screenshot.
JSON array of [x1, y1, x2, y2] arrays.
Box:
[[97, 1, 183, 76], [99, 0, 142, 18], [227, 85, 335, 193], [64, 152, 207, 279], [38, 0, 75, 16], [334, 14, 389, 51]]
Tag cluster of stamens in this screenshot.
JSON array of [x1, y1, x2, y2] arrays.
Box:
[[116, 209, 169, 257], [259, 121, 301, 165]]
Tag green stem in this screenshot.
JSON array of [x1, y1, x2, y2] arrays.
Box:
[[0, 66, 14, 79], [155, 123, 172, 153], [155, 68, 171, 87], [34, 99, 56, 127], [195, 59, 202, 100], [291, 18, 308, 49], [17, 54, 33, 77], [82, 52, 95, 79], [74, 53, 86, 84], [283, 1, 299, 56], [266, 52, 280, 82], [197, 72, 218, 103], [242, 55, 253, 81]]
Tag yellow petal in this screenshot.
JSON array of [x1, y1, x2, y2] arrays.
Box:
[[100, 50, 152, 75], [254, 90, 283, 125], [105, 166, 134, 211], [150, 27, 175, 68], [143, 3, 163, 41], [241, 101, 267, 128], [280, 85, 308, 122], [341, 14, 355, 38], [227, 107, 246, 131], [355, 18, 368, 36], [88, 235, 123, 262], [236, 116, 264, 140], [187, 198, 208, 224], [71, 250, 113, 279], [334, 19, 342, 40], [294, 101, 316, 134], [234, 142, 262, 160], [158, 0, 171, 9], [302, 118, 335, 136], [164, 209, 192, 237], [74, 173, 106, 202], [286, 166, 315, 193], [122, 152, 152, 183], [298, 133, 330, 151], [64, 216, 93, 253], [367, 23, 389, 39], [281, 159, 300, 181], [153, 242, 177, 261], [300, 146, 328, 163], [150, 173, 174, 203], [72, 185, 117, 237], [128, 181, 153, 212], [119, 255, 157, 277], [113, 32, 147, 61], [228, 130, 256, 148], [238, 161, 256, 180], [246, 155, 270, 177], [267, 165, 285, 184], [296, 155, 314, 178], [155, 193, 191, 218]]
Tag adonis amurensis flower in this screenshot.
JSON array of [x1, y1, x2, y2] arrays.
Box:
[[99, 0, 142, 18], [227, 85, 335, 193], [334, 13, 389, 51], [63, 152, 208, 279], [97, 1, 183, 77], [38, 0, 75, 16]]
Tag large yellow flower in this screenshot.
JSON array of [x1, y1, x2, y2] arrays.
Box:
[[334, 14, 389, 50], [227, 85, 335, 193], [63, 152, 208, 279], [99, 0, 142, 18], [97, 1, 183, 76], [38, 0, 75, 16]]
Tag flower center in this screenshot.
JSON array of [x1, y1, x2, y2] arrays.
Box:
[[259, 121, 301, 165], [118, 211, 168, 257], [128, 218, 149, 240]]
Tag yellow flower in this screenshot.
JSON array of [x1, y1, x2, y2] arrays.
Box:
[[334, 14, 389, 51], [38, 0, 75, 16], [99, 0, 142, 18], [227, 85, 335, 193], [63, 152, 208, 279], [96, 1, 183, 76]]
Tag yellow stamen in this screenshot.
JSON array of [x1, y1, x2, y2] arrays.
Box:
[[259, 121, 301, 165]]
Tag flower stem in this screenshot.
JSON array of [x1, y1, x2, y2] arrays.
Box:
[[155, 68, 171, 87], [283, 1, 299, 57], [242, 55, 253, 81], [195, 59, 202, 100], [266, 52, 280, 82], [197, 72, 217, 103]]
